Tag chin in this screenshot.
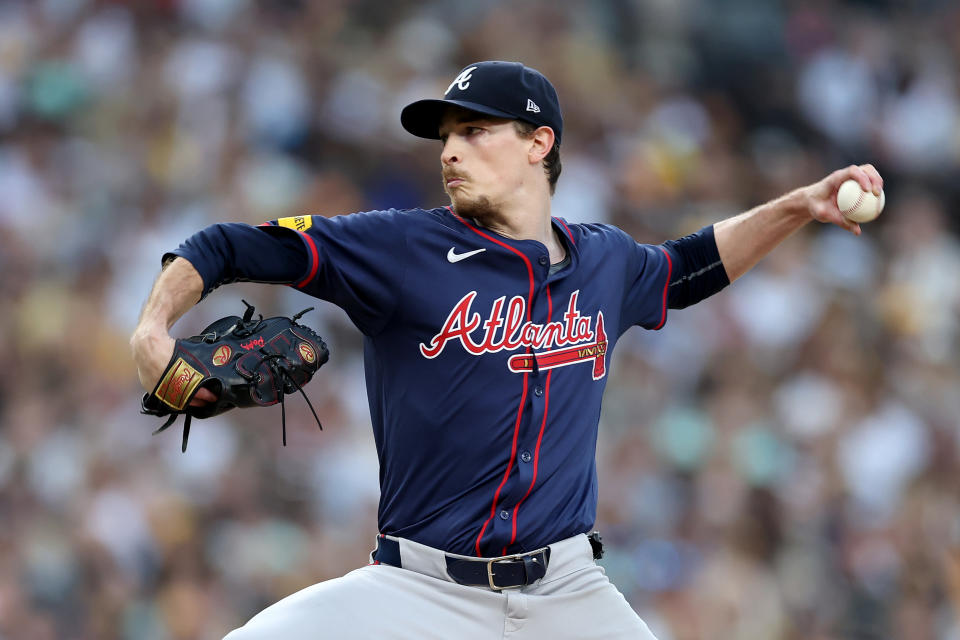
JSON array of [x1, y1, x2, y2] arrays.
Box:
[[450, 194, 502, 227]]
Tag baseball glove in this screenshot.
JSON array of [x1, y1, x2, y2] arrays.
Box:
[[141, 301, 329, 452]]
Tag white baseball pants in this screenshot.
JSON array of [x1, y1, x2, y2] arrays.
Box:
[[223, 533, 658, 639]]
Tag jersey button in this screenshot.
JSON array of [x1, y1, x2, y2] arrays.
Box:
[[520, 451, 532, 463], [499, 510, 510, 520], [538, 255, 548, 266], [534, 386, 544, 397]]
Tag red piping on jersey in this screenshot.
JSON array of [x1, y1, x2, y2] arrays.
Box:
[[509, 284, 554, 548], [554, 217, 575, 245], [474, 373, 529, 557], [451, 210, 536, 557], [654, 247, 673, 330], [295, 232, 320, 289]]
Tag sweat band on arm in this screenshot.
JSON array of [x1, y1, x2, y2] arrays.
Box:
[[661, 225, 730, 309]]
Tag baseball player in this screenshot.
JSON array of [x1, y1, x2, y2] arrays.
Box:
[[131, 61, 883, 639]]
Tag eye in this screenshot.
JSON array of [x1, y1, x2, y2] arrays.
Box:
[[465, 126, 483, 135]]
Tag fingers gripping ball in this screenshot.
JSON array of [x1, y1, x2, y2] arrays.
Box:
[[141, 301, 329, 452], [836, 179, 885, 223]]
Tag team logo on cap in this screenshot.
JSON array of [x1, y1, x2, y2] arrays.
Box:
[[446, 66, 478, 95]]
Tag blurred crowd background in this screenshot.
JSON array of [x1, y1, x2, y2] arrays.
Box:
[[1, 0, 959, 638]]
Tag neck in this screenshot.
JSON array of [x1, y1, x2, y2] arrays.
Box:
[[465, 193, 567, 263]]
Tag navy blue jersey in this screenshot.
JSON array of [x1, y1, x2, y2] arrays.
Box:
[[172, 207, 683, 557]]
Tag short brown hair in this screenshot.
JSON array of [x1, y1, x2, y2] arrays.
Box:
[[513, 121, 562, 195]]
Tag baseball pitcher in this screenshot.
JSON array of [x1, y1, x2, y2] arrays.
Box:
[[131, 61, 883, 639]]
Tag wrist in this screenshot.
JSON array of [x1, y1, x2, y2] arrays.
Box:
[[130, 322, 169, 354], [781, 187, 816, 223]]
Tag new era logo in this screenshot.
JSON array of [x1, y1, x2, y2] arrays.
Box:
[[526, 99, 541, 113]]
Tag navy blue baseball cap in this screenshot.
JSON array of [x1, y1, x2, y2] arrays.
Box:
[[401, 61, 563, 144]]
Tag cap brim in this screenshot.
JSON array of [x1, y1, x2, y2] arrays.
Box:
[[400, 99, 518, 139]]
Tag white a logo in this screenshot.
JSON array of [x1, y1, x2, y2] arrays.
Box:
[[526, 99, 541, 113], [446, 66, 478, 95]]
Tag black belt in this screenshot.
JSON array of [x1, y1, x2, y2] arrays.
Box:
[[372, 535, 550, 590]]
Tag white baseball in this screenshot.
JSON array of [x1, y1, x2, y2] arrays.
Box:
[[836, 179, 885, 223]]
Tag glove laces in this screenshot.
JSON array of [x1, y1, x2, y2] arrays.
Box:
[[256, 350, 323, 446]]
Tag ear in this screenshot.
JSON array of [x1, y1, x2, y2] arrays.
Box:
[[527, 126, 555, 165]]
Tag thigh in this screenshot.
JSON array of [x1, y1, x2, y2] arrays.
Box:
[[223, 564, 506, 640], [521, 565, 658, 640]]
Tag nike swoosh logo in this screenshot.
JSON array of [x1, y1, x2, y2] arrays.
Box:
[[447, 247, 486, 263]]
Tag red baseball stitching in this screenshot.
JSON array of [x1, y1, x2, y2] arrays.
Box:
[[840, 189, 865, 215]]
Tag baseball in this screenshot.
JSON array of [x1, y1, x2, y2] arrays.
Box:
[[836, 179, 885, 223]]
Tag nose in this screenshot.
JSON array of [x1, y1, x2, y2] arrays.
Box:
[[441, 137, 460, 166]]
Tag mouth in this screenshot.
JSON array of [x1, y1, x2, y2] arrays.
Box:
[[444, 175, 466, 189]]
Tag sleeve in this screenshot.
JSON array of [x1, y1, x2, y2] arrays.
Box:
[[165, 210, 407, 336], [618, 230, 674, 331], [660, 224, 730, 309], [279, 210, 408, 336], [165, 222, 310, 296]]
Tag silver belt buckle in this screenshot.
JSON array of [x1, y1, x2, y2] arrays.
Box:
[[485, 547, 548, 591]]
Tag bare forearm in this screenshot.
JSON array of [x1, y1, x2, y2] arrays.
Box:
[[713, 188, 812, 282], [130, 257, 204, 391], [135, 257, 204, 332], [713, 164, 883, 282]]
